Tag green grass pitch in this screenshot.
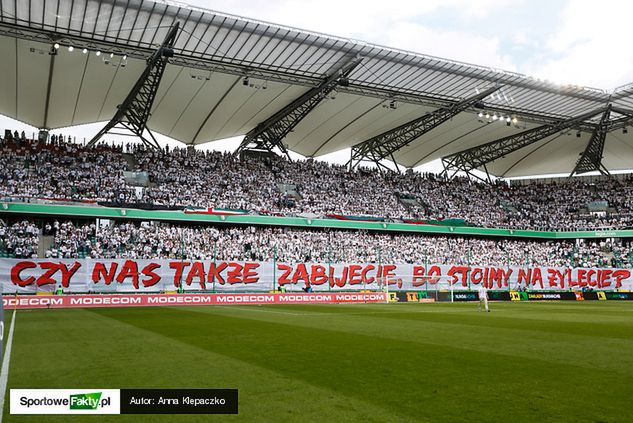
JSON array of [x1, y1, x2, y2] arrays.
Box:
[[3, 301, 633, 422]]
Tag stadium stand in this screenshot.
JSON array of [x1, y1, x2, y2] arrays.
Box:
[[3, 4, 633, 421], [17, 219, 628, 268], [1, 134, 633, 232]]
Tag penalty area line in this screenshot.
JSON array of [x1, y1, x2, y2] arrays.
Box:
[[0, 310, 17, 422]]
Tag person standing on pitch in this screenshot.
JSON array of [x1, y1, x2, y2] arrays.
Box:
[[478, 284, 490, 312]]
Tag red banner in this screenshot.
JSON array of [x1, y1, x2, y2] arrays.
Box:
[[1, 258, 631, 293], [1, 292, 388, 309]]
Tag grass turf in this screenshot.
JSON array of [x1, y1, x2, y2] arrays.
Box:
[[3, 301, 633, 422]]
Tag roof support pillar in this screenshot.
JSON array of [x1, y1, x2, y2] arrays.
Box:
[[41, 45, 57, 129], [234, 55, 363, 158], [86, 22, 180, 152], [441, 107, 607, 180], [569, 105, 612, 178], [347, 85, 500, 172]]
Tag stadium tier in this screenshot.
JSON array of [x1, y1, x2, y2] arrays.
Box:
[[1, 218, 631, 269], [1, 135, 632, 231]]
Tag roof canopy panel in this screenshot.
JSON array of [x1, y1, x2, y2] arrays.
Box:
[[1, 0, 633, 177]]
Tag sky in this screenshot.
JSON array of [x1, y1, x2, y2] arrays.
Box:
[[199, 0, 633, 90], [3, 0, 633, 172]]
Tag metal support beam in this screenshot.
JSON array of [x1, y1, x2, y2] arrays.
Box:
[[86, 22, 180, 151], [234, 56, 363, 157], [441, 107, 607, 179], [42, 45, 57, 129], [347, 85, 501, 171], [608, 106, 633, 132], [569, 105, 612, 177]]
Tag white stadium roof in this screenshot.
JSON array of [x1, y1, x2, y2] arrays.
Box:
[[2, 0, 633, 177]]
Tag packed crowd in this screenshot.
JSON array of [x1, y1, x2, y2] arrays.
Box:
[[41, 220, 633, 269], [0, 136, 134, 202], [135, 148, 280, 211], [2, 133, 633, 230], [270, 158, 405, 218], [0, 220, 39, 258]]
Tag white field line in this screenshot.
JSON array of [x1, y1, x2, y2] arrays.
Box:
[[0, 310, 17, 421]]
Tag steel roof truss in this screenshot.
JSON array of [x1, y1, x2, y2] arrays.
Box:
[[86, 21, 180, 152], [234, 55, 363, 157], [569, 105, 613, 177], [441, 107, 608, 178], [347, 85, 501, 171]]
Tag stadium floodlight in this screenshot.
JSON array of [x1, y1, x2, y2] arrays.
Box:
[[512, 116, 518, 124], [485, 112, 490, 119], [478, 111, 483, 118], [492, 114, 498, 121], [82, 48, 88, 54], [53, 43, 60, 49], [96, 50, 101, 56], [110, 52, 114, 58], [68, 45, 74, 52], [123, 55, 127, 61]]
